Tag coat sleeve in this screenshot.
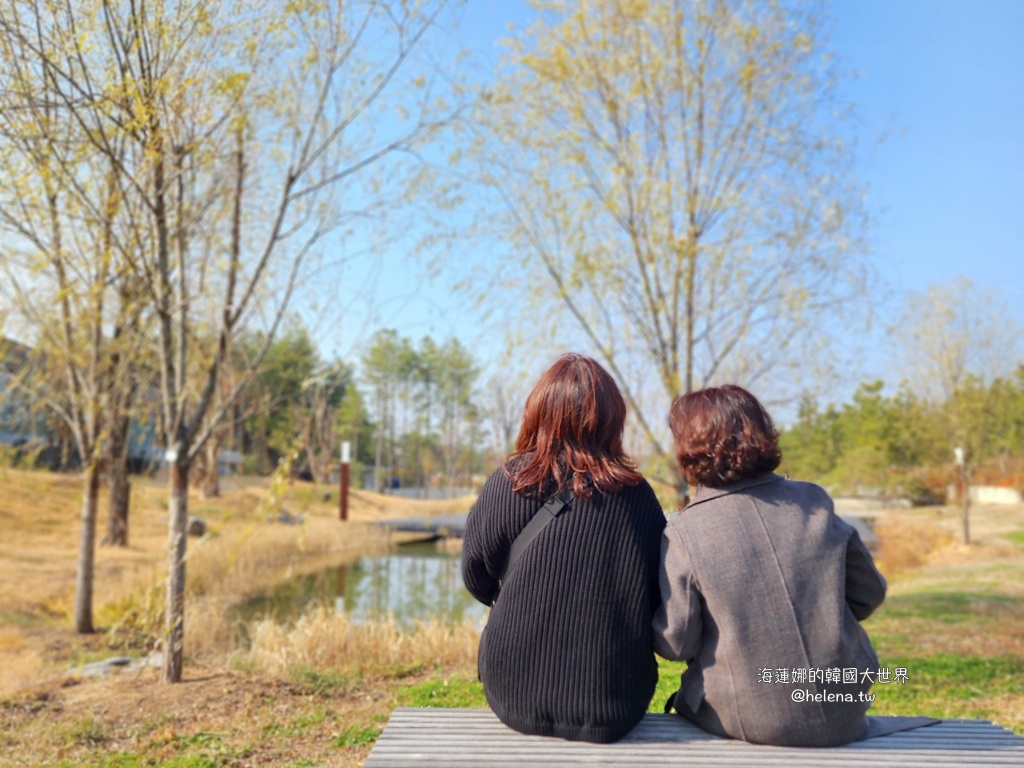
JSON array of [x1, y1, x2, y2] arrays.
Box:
[[652, 523, 703, 661], [840, 520, 887, 621]]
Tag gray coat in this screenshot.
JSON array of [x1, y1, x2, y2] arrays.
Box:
[[653, 473, 887, 746]]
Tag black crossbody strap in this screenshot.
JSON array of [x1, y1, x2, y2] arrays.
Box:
[[498, 489, 572, 584]]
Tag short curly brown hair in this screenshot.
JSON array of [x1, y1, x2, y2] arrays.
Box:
[[669, 385, 782, 488]]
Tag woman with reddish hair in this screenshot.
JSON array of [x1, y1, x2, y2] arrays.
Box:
[[654, 385, 888, 746], [462, 353, 666, 743]]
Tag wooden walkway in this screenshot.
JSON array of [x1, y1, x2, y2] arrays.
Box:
[[364, 708, 1024, 767], [373, 513, 469, 539]]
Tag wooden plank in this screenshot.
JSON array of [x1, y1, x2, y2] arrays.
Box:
[[367, 748, 1024, 768], [374, 736, 1024, 751], [374, 728, 1024, 746], [370, 741, 1024, 755], [368, 761, 1024, 766], [367, 753, 1024, 767], [372, 708, 1024, 743], [365, 709, 1024, 768], [379, 708, 1024, 742]]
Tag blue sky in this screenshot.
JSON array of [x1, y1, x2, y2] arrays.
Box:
[[318, 0, 1024, 401], [833, 0, 1024, 308]]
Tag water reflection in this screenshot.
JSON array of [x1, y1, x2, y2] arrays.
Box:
[[237, 541, 487, 629]]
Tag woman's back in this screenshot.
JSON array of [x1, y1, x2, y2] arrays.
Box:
[[463, 353, 666, 742], [656, 474, 884, 746], [463, 469, 665, 743], [654, 385, 887, 747]]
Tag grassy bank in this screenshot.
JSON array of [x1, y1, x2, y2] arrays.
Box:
[[2, 468, 1023, 765], [0, 466, 478, 767]]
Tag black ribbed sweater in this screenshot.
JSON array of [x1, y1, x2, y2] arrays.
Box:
[[462, 467, 666, 743]]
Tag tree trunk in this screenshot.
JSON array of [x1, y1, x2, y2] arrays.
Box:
[[200, 436, 221, 499], [961, 464, 971, 545], [106, 415, 131, 546], [684, 229, 697, 395], [162, 458, 189, 683], [374, 392, 385, 492], [445, 439, 455, 500], [73, 466, 101, 633]]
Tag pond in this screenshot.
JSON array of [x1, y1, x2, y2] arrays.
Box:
[[235, 541, 488, 629]]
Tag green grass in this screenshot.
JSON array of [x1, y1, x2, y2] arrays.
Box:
[[874, 591, 1021, 624], [171, 732, 223, 750], [289, 666, 353, 696], [263, 708, 332, 738], [652, 660, 686, 712], [397, 674, 487, 708], [64, 715, 107, 747], [1007, 529, 1024, 545], [391, 661, 688, 714], [870, 654, 1024, 721], [331, 725, 382, 748]]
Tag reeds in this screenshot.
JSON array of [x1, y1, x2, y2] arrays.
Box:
[[242, 608, 481, 678], [100, 518, 393, 658], [875, 515, 956, 575]]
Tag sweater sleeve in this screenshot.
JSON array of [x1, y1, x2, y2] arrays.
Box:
[[461, 469, 510, 607], [840, 519, 887, 620], [652, 523, 703, 661]]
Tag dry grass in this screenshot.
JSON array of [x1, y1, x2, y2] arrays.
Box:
[[0, 628, 44, 696], [243, 608, 480, 678], [875, 515, 958, 575], [874, 501, 1024, 576], [0, 467, 476, 695], [0, 467, 481, 766], [433, 536, 464, 555], [0, 663, 411, 768]]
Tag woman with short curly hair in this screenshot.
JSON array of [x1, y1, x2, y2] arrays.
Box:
[[655, 385, 888, 747]]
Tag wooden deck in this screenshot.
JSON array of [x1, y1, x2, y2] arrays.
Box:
[[373, 513, 469, 539], [364, 708, 1024, 767]]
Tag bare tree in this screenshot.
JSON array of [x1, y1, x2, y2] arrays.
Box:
[[435, 338, 478, 497], [892, 276, 1023, 542], [893, 277, 1020, 405], [1, 0, 459, 681], [483, 373, 523, 463], [464, 0, 872, 498], [0, 0, 151, 629], [297, 360, 352, 484], [363, 329, 398, 491]]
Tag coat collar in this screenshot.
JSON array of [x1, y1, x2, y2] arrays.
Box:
[[687, 472, 783, 509]]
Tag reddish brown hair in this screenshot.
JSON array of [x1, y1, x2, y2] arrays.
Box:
[[669, 385, 782, 488], [505, 353, 642, 499]]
